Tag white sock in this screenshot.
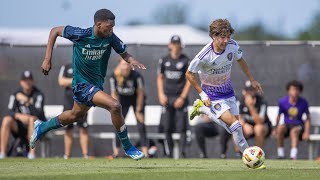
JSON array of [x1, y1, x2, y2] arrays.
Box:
[[290, 148, 298, 159], [199, 105, 231, 134], [230, 120, 249, 153], [0, 152, 6, 159], [277, 147, 285, 157]]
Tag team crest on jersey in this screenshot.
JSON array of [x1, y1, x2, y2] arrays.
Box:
[[227, 52, 233, 61], [288, 106, 298, 120], [165, 61, 171, 67], [126, 80, 134, 87], [176, 62, 184, 70], [214, 103, 221, 111]]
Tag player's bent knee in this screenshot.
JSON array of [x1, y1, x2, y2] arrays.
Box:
[[290, 128, 299, 136], [254, 124, 265, 135], [2, 116, 14, 127], [277, 125, 286, 134], [71, 110, 86, 120], [109, 101, 122, 114]]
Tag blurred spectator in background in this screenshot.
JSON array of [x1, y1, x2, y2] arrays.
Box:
[[58, 64, 89, 159], [0, 71, 45, 159], [109, 59, 148, 157], [157, 35, 191, 158], [219, 81, 271, 158], [275, 80, 310, 160], [239, 81, 271, 147], [194, 114, 219, 158]]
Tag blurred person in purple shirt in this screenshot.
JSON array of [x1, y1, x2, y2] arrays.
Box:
[[274, 80, 310, 160]]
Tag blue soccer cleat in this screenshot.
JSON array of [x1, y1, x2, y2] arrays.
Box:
[[125, 146, 145, 160], [30, 120, 44, 149]]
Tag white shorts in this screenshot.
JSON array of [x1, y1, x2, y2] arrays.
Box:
[[210, 96, 239, 119]]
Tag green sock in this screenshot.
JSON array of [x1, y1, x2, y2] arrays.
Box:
[[117, 126, 133, 151], [40, 116, 62, 134]]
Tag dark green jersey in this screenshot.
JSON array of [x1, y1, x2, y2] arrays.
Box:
[[62, 25, 127, 88]]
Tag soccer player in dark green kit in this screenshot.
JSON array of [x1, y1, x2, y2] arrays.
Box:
[[30, 9, 146, 160]]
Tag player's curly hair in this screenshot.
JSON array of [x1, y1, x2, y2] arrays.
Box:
[[286, 80, 303, 92], [209, 19, 234, 38]]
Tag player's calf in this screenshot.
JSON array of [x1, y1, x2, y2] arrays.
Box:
[[253, 124, 266, 147], [289, 127, 300, 159], [276, 125, 286, 158], [229, 120, 249, 153]]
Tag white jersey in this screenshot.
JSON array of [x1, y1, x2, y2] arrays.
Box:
[[188, 39, 243, 100]]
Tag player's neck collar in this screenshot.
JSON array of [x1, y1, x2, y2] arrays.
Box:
[[211, 42, 225, 55]]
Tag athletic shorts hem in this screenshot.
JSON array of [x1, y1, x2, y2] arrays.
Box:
[[72, 82, 102, 107]]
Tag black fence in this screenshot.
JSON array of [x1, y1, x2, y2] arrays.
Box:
[[1, 42, 320, 118], [0, 42, 319, 158]]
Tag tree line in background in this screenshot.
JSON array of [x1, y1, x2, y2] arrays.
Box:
[[126, 2, 320, 40]]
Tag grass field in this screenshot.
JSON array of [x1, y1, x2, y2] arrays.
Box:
[[0, 158, 319, 180]]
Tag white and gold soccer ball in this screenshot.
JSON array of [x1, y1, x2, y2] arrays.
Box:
[[242, 146, 265, 169]]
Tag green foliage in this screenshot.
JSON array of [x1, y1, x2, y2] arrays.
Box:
[[234, 23, 285, 40], [297, 13, 320, 40], [152, 2, 188, 24]]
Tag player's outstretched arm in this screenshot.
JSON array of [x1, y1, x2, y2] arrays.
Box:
[[120, 52, 146, 70], [237, 57, 263, 94], [186, 70, 211, 106], [42, 26, 64, 75]]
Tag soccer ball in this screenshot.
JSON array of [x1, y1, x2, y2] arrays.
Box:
[[242, 146, 265, 169]]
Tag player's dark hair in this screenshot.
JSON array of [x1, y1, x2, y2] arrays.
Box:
[[286, 80, 303, 92], [94, 9, 115, 24], [209, 19, 234, 38]]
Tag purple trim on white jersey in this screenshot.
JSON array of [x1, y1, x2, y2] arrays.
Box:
[[198, 45, 212, 60], [212, 43, 225, 55], [228, 39, 237, 45], [202, 83, 235, 101]]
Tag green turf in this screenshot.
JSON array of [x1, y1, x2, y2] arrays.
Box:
[[0, 158, 319, 180]]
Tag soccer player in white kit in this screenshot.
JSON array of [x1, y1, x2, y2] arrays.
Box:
[[186, 19, 264, 168]]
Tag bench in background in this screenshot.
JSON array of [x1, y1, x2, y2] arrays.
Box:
[[43, 105, 320, 159]]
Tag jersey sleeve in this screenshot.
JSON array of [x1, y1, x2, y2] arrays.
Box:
[[258, 101, 268, 119], [7, 94, 17, 117], [232, 40, 243, 61], [58, 65, 67, 79], [278, 100, 285, 115], [62, 25, 91, 43], [111, 33, 128, 55], [183, 56, 191, 73], [136, 73, 144, 89], [28, 90, 46, 120], [304, 100, 310, 115], [157, 58, 165, 74], [188, 57, 204, 73]]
